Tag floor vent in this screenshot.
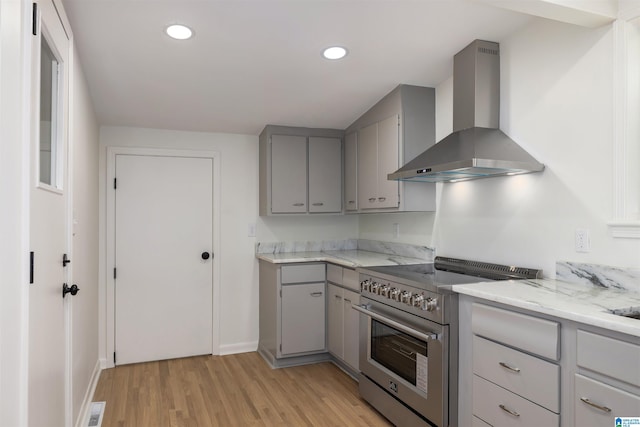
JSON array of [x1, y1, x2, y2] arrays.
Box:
[[87, 401, 106, 427]]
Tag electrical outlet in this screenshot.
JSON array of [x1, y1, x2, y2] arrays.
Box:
[[393, 223, 399, 239], [248, 223, 256, 237], [575, 229, 591, 252]]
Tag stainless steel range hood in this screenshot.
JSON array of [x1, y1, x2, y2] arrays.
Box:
[[388, 40, 544, 183]]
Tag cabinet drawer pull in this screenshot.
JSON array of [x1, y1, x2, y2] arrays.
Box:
[[310, 292, 323, 297], [334, 294, 342, 299], [378, 197, 386, 202], [312, 202, 324, 206], [292, 203, 305, 207], [368, 198, 376, 202], [580, 397, 612, 413], [499, 362, 521, 373], [344, 298, 352, 303], [498, 404, 520, 418], [348, 200, 355, 204]]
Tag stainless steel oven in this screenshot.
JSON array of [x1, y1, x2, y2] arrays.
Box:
[[355, 257, 542, 427], [354, 297, 447, 427]]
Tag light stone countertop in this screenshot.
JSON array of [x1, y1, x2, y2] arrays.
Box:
[[454, 278, 640, 338], [256, 249, 426, 269]]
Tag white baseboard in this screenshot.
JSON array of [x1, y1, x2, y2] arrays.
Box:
[[218, 341, 258, 355], [75, 360, 102, 427]]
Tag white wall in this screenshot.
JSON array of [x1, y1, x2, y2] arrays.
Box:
[[71, 44, 100, 425], [99, 126, 260, 355], [257, 215, 358, 242], [358, 212, 434, 246], [433, 18, 640, 274]]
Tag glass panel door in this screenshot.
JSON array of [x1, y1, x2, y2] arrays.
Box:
[[39, 35, 60, 187]]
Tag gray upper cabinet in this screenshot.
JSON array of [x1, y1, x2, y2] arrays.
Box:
[[271, 135, 307, 213], [344, 132, 357, 211], [308, 137, 342, 213], [357, 115, 400, 210], [259, 125, 344, 216], [346, 84, 437, 212]]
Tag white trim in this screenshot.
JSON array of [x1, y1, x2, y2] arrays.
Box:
[[104, 147, 222, 368], [74, 360, 101, 427], [609, 16, 640, 238], [608, 220, 640, 238], [219, 341, 259, 356]]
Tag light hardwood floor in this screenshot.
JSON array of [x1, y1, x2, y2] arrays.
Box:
[[93, 352, 393, 426]]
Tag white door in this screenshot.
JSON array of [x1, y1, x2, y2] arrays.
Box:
[[114, 154, 213, 365], [29, 1, 70, 426]]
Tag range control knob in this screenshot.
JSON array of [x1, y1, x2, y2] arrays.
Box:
[[370, 282, 381, 294], [390, 288, 401, 301], [400, 291, 412, 304], [360, 279, 371, 292], [380, 285, 391, 297], [411, 294, 425, 307], [422, 297, 438, 312]]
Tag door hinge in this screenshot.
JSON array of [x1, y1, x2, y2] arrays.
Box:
[[279, 289, 282, 297], [279, 344, 282, 352], [113, 352, 116, 364], [29, 251, 34, 284], [113, 178, 117, 189], [113, 267, 117, 279], [32, 3, 38, 36]]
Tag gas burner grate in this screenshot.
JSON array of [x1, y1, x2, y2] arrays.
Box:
[[434, 256, 542, 280]]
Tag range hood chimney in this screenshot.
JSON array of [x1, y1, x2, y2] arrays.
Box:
[[388, 40, 544, 183]]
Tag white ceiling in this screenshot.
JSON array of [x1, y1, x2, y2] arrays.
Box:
[[63, 0, 534, 136]]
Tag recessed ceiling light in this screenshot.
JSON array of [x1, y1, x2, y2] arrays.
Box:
[[165, 24, 194, 40], [322, 46, 348, 60]]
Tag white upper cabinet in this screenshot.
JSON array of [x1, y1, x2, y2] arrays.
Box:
[[346, 84, 436, 213], [259, 125, 343, 215]]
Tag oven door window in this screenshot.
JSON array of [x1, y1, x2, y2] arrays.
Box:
[[370, 319, 428, 388]]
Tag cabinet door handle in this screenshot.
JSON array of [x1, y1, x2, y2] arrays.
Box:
[[498, 362, 521, 373], [498, 404, 520, 418], [292, 203, 305, 207], [368, 198, 376, 202], [310, 292, 323, 297], [344, 298, 352, 303], [348, 200, 355, 204], [312, 202, 324, 206], [579, 397, 612, 413], [378, 197, 386, 202], [334, 294, 342, 299]]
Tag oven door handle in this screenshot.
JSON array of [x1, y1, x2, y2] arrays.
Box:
[[352, 304, 439, 342]]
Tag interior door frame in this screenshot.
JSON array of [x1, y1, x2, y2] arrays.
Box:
[[104, 147, 221, 368]]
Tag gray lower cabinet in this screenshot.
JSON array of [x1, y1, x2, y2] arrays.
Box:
[[281, 282, 325, 354], [459, 296, 640, 427], [574, 330, 640, 426], [258, 261, 329, 367], [326, 265, 360, 372]]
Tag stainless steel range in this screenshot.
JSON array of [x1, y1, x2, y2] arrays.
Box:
[[354, 256, 542, 427]]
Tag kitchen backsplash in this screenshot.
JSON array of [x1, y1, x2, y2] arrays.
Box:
[[256, 239, 435, 262], [556, 261, 640, 293]]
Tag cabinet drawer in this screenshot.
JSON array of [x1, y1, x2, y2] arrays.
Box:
[[472, 303, 560, 360], [342, 268, 359, 292], [575, 374, 640, 427], [327, 264, 342, 285], [473, 336, 559, 412], [281, 264, 325, 284], [577, 330, 640, 387], [473, 375, 559, 427]]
